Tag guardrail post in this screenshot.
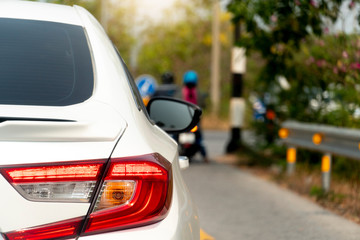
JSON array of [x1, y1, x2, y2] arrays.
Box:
[[286, 147, 296, 175], [321, 153, 332, 192]]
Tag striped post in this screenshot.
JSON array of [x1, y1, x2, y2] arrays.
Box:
[[226, 21, 246, 153]]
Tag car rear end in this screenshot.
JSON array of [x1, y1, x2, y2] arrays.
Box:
[[0, 2, 199, 239]]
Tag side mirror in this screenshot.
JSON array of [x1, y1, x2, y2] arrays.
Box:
[[146, 97, 202, 134]]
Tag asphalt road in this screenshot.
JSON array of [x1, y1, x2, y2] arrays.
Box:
[[181, 130, 360, 240]]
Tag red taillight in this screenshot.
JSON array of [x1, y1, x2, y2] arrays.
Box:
[[83, 153, 172, 235], [2, 153, 172, 239], [0, 161, 105, 203], [3, 163, 103, 183]]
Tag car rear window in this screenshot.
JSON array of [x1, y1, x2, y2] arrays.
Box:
[[0, 18, 93, 106]]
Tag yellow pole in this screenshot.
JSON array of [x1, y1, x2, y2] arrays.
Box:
[[321, 153, 332, 192], [286, 147, 296, 175]]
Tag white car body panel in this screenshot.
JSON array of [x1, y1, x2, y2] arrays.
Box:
[[0, 2, 199, 239], [0, 102, 127, 142]]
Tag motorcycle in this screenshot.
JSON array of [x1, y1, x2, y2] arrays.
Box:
[[178, 125, 199, 162]]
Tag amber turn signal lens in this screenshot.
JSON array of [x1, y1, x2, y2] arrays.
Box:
[[95, 181, 136, 211]]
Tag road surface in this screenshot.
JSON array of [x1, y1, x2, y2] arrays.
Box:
[[181, 130, 360, 240]]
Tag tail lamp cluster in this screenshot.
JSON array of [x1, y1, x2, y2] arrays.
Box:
[[0, 153, 172, 240]]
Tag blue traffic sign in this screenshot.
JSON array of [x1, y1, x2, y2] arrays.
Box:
[[135, 75, 157, 97]]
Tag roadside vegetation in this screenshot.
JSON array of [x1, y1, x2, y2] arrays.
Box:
[[227, 0, 360, 225], [236, 145, 360, 224]]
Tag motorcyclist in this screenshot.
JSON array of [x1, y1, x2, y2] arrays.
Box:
[[153, 71, 180, 98], [181, 70, 208, 163]]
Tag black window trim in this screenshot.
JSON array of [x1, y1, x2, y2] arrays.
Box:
[[113, 47, 154, 124]]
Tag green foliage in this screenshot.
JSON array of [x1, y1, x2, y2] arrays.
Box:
[[136, 0, 232, 98], [105, 5, 135, 62], [227, 0, 360, 95], [236, 142, 287, 167], [284, 35, 360, 127], [309, 185, 326, 198], [310, 185, 346, 202], [332, 156, 360, 181], [227, 0, 354, 55], [228, 0, 360, 146], [136, 0, 212, 89]]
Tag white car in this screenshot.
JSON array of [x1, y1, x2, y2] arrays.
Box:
[[0, 1, 200, 239]]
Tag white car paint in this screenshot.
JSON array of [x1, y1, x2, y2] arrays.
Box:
[[0, 1, 199, 239]]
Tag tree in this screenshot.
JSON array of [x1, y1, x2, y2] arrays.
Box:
[[136, 0, 233, 111], [227, 0, 360, 145], [136, 0, 212, 87], [227, 0, 360, 82]]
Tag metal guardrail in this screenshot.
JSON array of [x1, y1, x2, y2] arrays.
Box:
[[279, 120, 360, 192]]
